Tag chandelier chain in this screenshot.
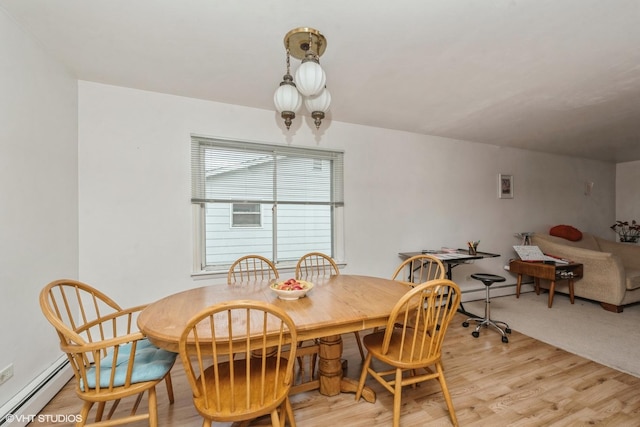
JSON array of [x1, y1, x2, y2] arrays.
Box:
[[286, 48, 291, 75]]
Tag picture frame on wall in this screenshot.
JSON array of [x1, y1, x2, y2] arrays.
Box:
[[498, 174, 514, 199]]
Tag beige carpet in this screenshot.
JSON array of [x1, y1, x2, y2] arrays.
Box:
[[463, 291, 640, 378]]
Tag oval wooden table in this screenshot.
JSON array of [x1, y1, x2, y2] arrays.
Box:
[[137, 274, 411, 402]]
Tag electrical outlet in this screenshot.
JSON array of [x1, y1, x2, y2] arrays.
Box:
[[0, 364, 14, 386]]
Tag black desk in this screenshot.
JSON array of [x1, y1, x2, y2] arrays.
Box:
[[398, 249, 500, 316], [398, 249, 500, 280]]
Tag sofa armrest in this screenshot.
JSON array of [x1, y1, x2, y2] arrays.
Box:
[[595, 237, 640, 270]]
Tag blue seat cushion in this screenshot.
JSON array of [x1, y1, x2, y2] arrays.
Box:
[[81, 338, 176, 391]]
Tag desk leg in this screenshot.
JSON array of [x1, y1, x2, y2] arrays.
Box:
[[318, 335, 375, 403], [568, 279, 575, 304], [516, 273, 523, 298], [548, 280, 556, 308], [443, 262, 478, 317]]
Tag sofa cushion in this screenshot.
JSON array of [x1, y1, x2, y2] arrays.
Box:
[[626, 269, 640, 291], [550, 225, 583, 241]]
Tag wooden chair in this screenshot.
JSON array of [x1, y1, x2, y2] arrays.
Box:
[[295, 252, 365, 362], [227, 254, 279, 284], [295, 251, 339, 279], [178, 300, 298, 427], [375, 254, 447, 334], [391, 254, 446, 285], [355, 279, 462, 427], [39, 279, 176, 427]]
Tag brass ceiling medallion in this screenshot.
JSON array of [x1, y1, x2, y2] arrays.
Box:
[[284, 27, 327, 60]]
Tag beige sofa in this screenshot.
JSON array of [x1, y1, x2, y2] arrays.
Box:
[[530, 232, 640, 312]]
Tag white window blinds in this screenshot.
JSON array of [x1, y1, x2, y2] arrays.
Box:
[[191, 136, 344, 206]]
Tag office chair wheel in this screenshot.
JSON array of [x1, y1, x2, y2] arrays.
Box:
[[462, 321, 469, 327], [506, 327, 512, 334], [472, 331, 479, 338], [502, 336, 509, 343]]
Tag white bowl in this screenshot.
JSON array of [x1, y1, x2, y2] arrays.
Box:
[[270, 280, 314, 300]]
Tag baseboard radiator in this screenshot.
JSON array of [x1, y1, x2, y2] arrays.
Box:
[[0, 355, 72, 427]]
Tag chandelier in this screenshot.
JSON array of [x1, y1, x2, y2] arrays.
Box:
[[273, 27, 331, 130]]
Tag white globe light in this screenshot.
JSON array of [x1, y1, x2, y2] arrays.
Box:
[[274, 81, 302, 129], [304, 87, 331, 113], [295, 61, 326, 97], [305, 87, 331, 129], [273, 83, 302, 114]]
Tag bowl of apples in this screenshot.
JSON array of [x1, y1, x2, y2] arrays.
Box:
[[270, 278, 314, 300]]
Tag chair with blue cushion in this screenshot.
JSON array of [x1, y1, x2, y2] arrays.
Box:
[[39, 279, 176, 427]]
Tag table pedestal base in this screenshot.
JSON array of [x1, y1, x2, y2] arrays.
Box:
[[318, 335, 375, 403]]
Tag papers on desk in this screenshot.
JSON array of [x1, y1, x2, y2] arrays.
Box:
[[513, 245, 569, 264], [432, 253, 475, 260], [421, 250, 475, 260]]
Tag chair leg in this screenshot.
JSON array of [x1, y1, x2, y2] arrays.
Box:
[[311, 350, 318, 378], [78, 401, 93, 427], [436, 362, 459, 427], [296, 339, 319, 382], [296, 341, 306, 375], [392, 368, 403, 427], [95, 401, 105, 422], [106, 398, 121, 420], [285, 397, 296, 427], [355, 352, 373, 400], [353, 331, 365, 360], [148, 386, 158, 427], [129, 393, 143, 416], [270, 407, 282, 427], [165, 371, 175, 404]]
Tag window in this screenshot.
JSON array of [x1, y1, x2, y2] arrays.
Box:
[[191, 136, 344, 271], [231, 203, 261, 227]]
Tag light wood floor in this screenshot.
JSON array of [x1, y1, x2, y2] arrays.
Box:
[[33, 312, 640, 426]]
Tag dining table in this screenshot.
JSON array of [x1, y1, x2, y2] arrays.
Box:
[[137, 274, 412, 403]]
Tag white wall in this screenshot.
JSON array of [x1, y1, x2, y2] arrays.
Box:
[[0, 9, 78, 408], [616, 160, 640, 226], [0, 8, 621, 411], [78, 81, 616, 307]]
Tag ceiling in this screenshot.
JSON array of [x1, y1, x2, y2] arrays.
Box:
[[2, 0, 639, 163]]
